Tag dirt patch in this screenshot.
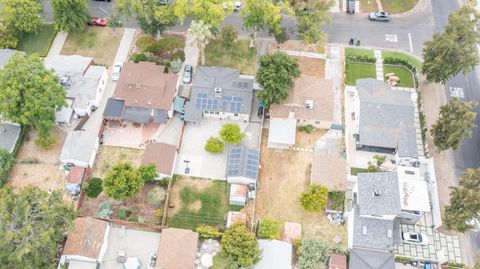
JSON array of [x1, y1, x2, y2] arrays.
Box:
[[255, 129, 347, 247], [188, 200, 202, 212], [294, 128, 327, 148], [8, 128, 67, 194], [293, 57, 326, 78], [92, 146, 144, 178], [270, 40, 325, 53]]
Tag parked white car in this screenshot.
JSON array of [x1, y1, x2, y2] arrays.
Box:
[[112, 62, 123, 81], [402, 232, 428, 245]]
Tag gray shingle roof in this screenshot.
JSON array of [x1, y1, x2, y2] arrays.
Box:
[[349, 249, 395, 269], [353, 207, 401, 250], [0, 49, 23, 68], [357, 172, 401, 216], [104, 98, 125, 118], [122, 107, 151, 123], [268, 118, 296, 145], [183, 101, 203, 122], [0, 123, 21, 153], [185, 66, 253, 120], [356, 78, 417, 158], [226, 146, 260, 180], [153, 109, 168, 124], [60, 129, 98, 165]]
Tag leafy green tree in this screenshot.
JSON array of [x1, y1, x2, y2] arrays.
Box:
[[220, 24, 238, 48], [422, 7, 480, 84], [173, 0, 226, 29], [85, 177, 103, 198], [0, 186, 76, 269], [0, 53, 66, 142], [103, 162, 145, 200], [256, 52, 300, 107], [205, 137, 225, 153], [367, 155, 386, 172], [443, 168, 480, 232], [188, 20, 214, 65], [297, 237, 332, 269], [258, 218, 281, 239], [221, 223, 261, 267], [430, 98, 477, 151], [293, 0, 332, 44], [241, 0, 287, 38], [300, 184, 328, 212], [0, 20, 19, 48], [138, 163, 158, 183], [220, 123, 245, 144], [51, 0, 89, 33], [2, 0, 43, 34], [0, 149, 14, 187]]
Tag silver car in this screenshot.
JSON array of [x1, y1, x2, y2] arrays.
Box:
[[182, 64, 193, 84], [369, 11, 391, 22]]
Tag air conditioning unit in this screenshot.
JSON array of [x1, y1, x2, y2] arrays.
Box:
[[214, 87, 222, 94], [305, 100, 314, 109]]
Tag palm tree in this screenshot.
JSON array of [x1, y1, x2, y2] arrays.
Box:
[[188, 20, 214, 65]]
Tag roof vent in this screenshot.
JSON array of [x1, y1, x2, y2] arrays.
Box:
[[214, 87, 222, 94], [362, 226, 367, 235], [373, 189, 381, 196], [305, 100, 314, 109]]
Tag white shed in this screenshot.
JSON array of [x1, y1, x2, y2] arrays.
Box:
[[267, 118, 296, 149]]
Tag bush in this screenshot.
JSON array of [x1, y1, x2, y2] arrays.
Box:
[[128, 216, 139, 222], [300, 184, 329, 212], [327, 190, 345, 211], [155, 208, 164, 219], [130, 53, 148, 63], [170, 50, 185, 62], [196, 225, 224, 239], [219, 123, 245, 144], [297, 237, 332, 269], [159, 177, 170, 188], [274, 28, 288, 44], [258, 218, 281, 239], [221, 223, 261, 267], [169, 58, 183, 73], [97, 202, 113, 219], [221, 24, 238, 47], [85, 177, 103, 198], [138, 163, 157, 183], [136, 36, 157, 53], [346, 55, 376, 63], [0, 149, 14, 187], [117, 208, 132, 220], [383, 56, 416, 72], [304, 125, 314, 133], [146, 186, 166, 206], [35, 134, 56, 150], [205, 137, 225, 153]]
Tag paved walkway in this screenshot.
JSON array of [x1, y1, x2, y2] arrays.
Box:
[[113, 28, 136, 64], [374, 50, 384, 80], [184, 32, 200, 68], [326, 45, 343, 126], [375, 0, 383, 12], [45, 32, 68, 61]]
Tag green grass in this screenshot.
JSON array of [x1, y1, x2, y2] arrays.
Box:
[[204, 39, 257, 75], [382, 50, 422, 70], [345, 47, 374, 58], [16, 24, 56, 57], [212, 253, 236, 269], [350, 167, 370, 176], [384, 65, 415, 88], [168, 180, 230, 230], [345, 62, 376, 85], [380, 0, 418, 14], [359, 0, 379, 12]]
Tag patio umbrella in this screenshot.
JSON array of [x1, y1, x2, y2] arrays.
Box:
[[124, 257, 141, 269], [201, 253, 213, 267]]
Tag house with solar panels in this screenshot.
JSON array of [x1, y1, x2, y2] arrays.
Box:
[[183, 67, 254, 123], [226, 146, 260, 185]]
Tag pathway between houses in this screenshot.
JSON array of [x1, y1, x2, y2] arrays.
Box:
[[374, 49, 384, 80], [45, 32, 68, 62]]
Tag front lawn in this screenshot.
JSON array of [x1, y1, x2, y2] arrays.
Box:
[[345, 62, 376, 86], [345, 47, 374, 58], [92, 146, 144, 178], [359, 0, 378, 12], [16, 24, 56, 57], [204, 39, 256, 75], [167, 176, 230, 230], [381, 0, 418, 14], [382, 50, 422, 70], [61, 27, 124, 65], [384, 65, 415, 88]]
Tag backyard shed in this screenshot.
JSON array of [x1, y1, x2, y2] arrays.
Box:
[[142, 142, 177, 178], [229, 184, 247, 206], [267, 118, 296, 149], [155, 228, 199, 269], [226, 211, 247, 227]]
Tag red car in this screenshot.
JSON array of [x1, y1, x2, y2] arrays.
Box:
[[88, 17, 108, 27]]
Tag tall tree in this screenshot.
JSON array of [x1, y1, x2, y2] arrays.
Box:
[[2, 0, 43, 34], [0, 20, 18, 48], [173, 0, 226, 29], [0, 187, 76, 269], [221, 223, 261, 267], [256, 51, 300, 107], [241, 0, 286, 39], [443, 168, 480, 232], [430, 98, 477, 151], [422, 7, 480, 84], [0, 53, 66, 141], [293, 0, 332, 44], [102, 162, 145, 201], [188, 20, 214, 65], [51, 0, 90, 33]]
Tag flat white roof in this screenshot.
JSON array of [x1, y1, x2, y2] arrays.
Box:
[[268, 118, 296, 145], [399, 179, 430, 212], [254, 240, 292, 269]]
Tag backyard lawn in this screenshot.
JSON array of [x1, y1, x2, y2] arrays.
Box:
[[204, 39, 256, 75], [382, 50, 422, 70], [16, 24, 56, 57], [345, 47, 374, 58], [167, 176, 231, 230], [92, 146, 144, 178], [359, 0, 378, 12], [384, 65, 415, 88], [345, 62, 376, 85], [350, 167, 370, 176], [61, 27, 124, 65], [381, 0, 418, 13]]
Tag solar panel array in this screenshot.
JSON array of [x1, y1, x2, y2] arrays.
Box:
[[245, 149, 259, 179], [227, 147, 259, 179], [227, 147, 242, 176], [195, 93, 244, 113]]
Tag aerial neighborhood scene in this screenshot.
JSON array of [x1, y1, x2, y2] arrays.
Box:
[[2, 0, 480, 268]]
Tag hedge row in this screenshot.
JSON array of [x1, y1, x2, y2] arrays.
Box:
[[346, 55, 376, 63], [383, 56, 417, 73], [0, 125, 26, 187]]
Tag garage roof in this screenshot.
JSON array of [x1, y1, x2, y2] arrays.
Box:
[[268, 118, 296, 145]]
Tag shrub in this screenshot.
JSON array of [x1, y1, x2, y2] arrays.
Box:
[[196, 225, 224, 239], [102, 162, 144, 201], [304, 124, 314, 133], [274, 28, 288, 44], [35, 134, 56, 150], [136, 36, 157, 53], [300, 184, 329, 212], [0, 149, 14, 187], [221, 223, 261, 267], [85, 177, 103, 198], [383, 56, 416, 72], [297, 237, 332, 269], [159, 177, 170, 188], [130, 53, 148, 63], [170, 50, 185, 62], [327, 190, 345, 211], [97, 202, 113, 218], [205, 137, 224, 153], [258, 218, 281, 239], [155, 208, 164, 219], [346, 55, 376, 63], [146, 186, 166, 206], [169, 58, 183, 73], [117, 208, 132, 220], [138, 163, 157, 183], [221, 24, 238, 47], [128, 216, 139, 222], [219, 123, 245, 144]]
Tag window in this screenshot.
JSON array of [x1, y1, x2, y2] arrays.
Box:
[[215, 111, 219, 115], [315, 121, 320, 124], [234, 113, 238, 117]]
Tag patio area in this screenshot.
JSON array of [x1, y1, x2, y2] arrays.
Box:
[[102, 121, 162, 149]]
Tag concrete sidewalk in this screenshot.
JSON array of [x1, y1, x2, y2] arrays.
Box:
[[45, 32, 68, 61], [113, 28, 136, 64]]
